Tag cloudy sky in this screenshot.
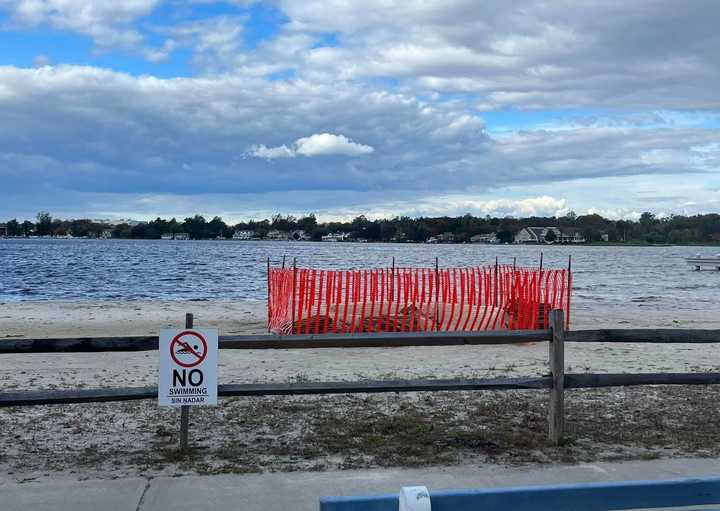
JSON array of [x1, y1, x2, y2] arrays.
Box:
[[1, 0, 719, 222]]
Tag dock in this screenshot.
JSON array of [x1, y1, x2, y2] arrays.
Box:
[[685, 254, 720, 271]]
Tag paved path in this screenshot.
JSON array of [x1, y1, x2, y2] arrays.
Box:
[[3, 457, 720, 511]]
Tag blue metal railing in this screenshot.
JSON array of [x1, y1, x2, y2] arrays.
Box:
[[320, 477, 720, 511]]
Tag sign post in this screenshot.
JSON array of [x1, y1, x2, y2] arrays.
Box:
[[180, 313, 192, 453], [159, 313, 218, 453]]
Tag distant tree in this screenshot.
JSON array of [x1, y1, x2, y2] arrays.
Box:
[[270, 214, 297, 232], [350, 215, 371, 238], [562, 211, 577, 223], [222, 225, 235, 239], [378, 219, 397, 241], [639, 212, 657, 228], [248, 219, 270, 238], [50, 218, 69, 236], [668, 228, 694, 244], [544, 229, 557, 243], [165, 218, 181, 234], [69, 219, 103, 238], [35, 211, 52, 236], [298, 214, 318, 233], [21, 220, 34, 236], [183, 215, 208, 239], [131, 222, 151, 238], [365, 221, 381, 241], [5, 219, 20, 236], [113, 223, 133, 238], [207, 216, 227, 238]]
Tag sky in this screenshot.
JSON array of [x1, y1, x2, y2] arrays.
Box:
[[0, 0, 719, 222]]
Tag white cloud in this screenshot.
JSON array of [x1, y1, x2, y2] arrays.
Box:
[[0, 0, 160, 49], [358, 194, 570, 219], [268, 0, 720, 110], [150, 15, 245, 66], [3, 1, 718, 113], [295, 133, 374, 156], [248, 144, 295, 159], [249, 133, 374, 158], [142, 39, 176, 63]]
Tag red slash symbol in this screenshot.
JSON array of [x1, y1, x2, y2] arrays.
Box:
[[170, 331, 207, 368]]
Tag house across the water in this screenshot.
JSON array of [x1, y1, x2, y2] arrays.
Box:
[[232, 230, 257, 240], [160, 232, 190, 240], [470, 232, 498, 244], [427, 232, 455, 243], [266, 230, 291, 241], [515, 227, 585, 244], [321, 232, 349, 242]]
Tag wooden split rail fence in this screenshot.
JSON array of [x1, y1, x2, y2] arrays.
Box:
[[2, 310, 720, 445]]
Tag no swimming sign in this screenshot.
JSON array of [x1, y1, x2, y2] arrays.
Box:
[[159, 328, 218, 406]]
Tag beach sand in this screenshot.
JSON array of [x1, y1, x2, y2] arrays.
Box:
[[1, 300, 720, 480], [3, 299, 719, 387], [4, 299, 720, 340]]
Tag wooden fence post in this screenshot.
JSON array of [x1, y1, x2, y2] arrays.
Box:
[[179, 312, 193, 453], [548, 309, 565, 445], [267, 257, 272, 333], [434, 257, 440, 331]]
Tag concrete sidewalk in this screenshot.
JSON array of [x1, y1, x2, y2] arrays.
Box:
[[3, 457, 720, 511]]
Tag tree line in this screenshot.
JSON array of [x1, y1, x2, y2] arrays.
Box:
[[3, 211, 720, 244]]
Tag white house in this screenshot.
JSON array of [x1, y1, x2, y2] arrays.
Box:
[[515, 227, 558, 243], [557, 228, 586, 244], [470, 232, 498, 244], [232, 230, 256, 240], [266, 230, 291, 241], [321, 232, 349, 242], [515, 227, 585, 244]]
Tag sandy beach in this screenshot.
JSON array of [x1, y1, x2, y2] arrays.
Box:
[[2, 300, 720, 480], [3, 299, 720, 388]]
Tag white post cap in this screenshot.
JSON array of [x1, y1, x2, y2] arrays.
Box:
[[399, 486, 431, 511]]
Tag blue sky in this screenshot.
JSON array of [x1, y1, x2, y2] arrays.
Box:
[[0, 2, 289, 77], [0, 0, 718, 222]]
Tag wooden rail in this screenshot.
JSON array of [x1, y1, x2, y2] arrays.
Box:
[[0, 377, 552, 407], [0, 330, 551, 353], [5, 372, 720, 408], [3, 312, 720, 446], [567, 329, 720, 343], [4, 328, 720, 354]]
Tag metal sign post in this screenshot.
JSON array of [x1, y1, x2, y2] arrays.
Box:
[[180, 313, 192, 453], [158, 312, 218, 454]]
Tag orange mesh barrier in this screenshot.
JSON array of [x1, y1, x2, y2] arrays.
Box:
[[268, 265, 571, 335]]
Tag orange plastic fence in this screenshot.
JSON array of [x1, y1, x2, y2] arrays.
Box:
[[268, 265, 571, 335]]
